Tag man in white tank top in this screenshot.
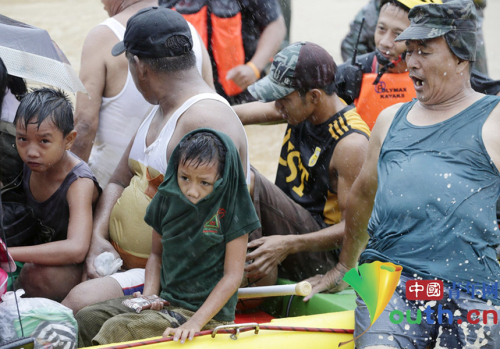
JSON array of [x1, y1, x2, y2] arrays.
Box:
[[62, 7, 250, 314], [71, 0, 214, 187]]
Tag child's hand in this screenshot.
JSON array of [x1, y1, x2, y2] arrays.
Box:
[[149, 299, 164, 311], [131, 292, 164, 310], [163, 320, 201, 344]]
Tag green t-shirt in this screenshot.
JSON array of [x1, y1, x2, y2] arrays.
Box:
[[144, 129, 260, 321]]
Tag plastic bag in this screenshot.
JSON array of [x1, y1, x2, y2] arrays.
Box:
[[0, 290, 77, 349], [94, 251, 123, 277]]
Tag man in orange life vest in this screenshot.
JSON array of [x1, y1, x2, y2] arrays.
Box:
[[335, 0, 500, 130], [159, 0, 286, 105]]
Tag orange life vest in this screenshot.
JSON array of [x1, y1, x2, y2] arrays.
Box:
[[354, 72, 416, 130], [172, 2, 246, 97]]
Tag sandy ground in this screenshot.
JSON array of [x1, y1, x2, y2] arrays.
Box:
[[2, 0, 500, 180]]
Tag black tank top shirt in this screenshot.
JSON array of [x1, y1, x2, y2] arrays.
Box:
[[275, 105, 370, 227], [23, 155, 101, 243]]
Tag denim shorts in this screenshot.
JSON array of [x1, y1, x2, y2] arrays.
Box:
[[354, 273, 500, 349]]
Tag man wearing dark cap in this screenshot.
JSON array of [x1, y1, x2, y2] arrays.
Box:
[[64, 7, 251, 325], [235, 42, 370, 284], [306, 1, 500, 347], [341, 0, 490, 75], [334, 0, 500, 130]]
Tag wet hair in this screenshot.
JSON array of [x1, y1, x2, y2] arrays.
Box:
[[177, 132, 227, 178], [126, 36, 196, 73], [14, 87, 74, 136]]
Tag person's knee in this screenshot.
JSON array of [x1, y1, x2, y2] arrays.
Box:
[[62, 283, 88, 315], [17, 263, 46, 296], [18, 263, 82, 301], [63, 277, 124, 315]]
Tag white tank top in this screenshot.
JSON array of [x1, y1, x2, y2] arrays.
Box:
[[89, 18, 203, 187], [130, 93, 251, 183]]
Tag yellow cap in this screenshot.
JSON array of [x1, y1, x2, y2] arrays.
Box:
[[397, 0, 443, 9]]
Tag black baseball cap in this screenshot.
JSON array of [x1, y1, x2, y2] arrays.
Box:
[[112, 6, 193, 58]]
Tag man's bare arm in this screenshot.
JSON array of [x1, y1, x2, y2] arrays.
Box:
[[304, 104, 399, 300], [198, 33, 215, 90], [226, 16, 286, 91], [72, 26, 113, 161], [84, 137, 135, 279], [232, 101, 283, 125], [250, 15, 286, 73]]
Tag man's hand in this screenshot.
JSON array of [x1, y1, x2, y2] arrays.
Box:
[[84, 236, 120, 280], [163, 319, 202, 344], [226, 64, 259, 91], [303, 262, 351, 302], [245, 236, 292, 279]]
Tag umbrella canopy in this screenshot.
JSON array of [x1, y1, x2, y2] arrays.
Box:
[[0, 14, 86, 94]]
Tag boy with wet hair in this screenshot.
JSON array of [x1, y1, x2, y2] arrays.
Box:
[[9, 87, 101, 302], [176, 131, 227, 190], [77, 129, 260, 346]]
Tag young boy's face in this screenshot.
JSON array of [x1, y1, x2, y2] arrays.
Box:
[[16, 117, 76, 172], [177, 160, 219, 204]]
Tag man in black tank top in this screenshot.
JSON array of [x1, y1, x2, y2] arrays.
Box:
[[235, 42, 370, 282]]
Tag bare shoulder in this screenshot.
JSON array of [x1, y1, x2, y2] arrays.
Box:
[[482, 99, 500, 171], [177, 98, 246, 139], [170, 97, 248, 161], [333, 132, 369, 163], [371, 103, 402, 147], [83, 25, 117, 52], [330, 132, 369, 180], [66, 177, 98, 206]]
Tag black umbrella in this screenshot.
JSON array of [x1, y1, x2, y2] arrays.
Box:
[[0, 14, 86, 94]]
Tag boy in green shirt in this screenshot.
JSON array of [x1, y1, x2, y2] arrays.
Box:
[[77, 129, 260, 346]]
